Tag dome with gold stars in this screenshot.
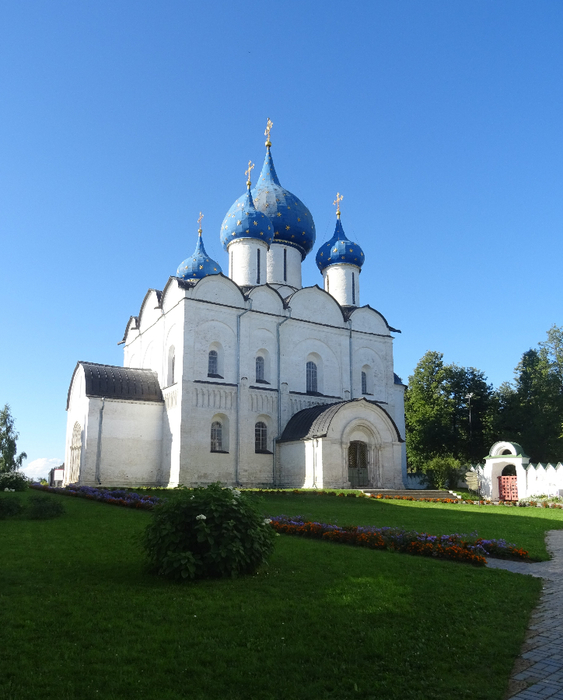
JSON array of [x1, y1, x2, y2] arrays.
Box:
[[220, 184, 274, 251], [177, 227, 222, 280], [315, 216, 365, 272], [223, 142, 316, 259], [251, 145, 316, 259]]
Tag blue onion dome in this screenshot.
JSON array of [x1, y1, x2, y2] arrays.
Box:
[[220, 165, 274, 251], [177, 220, 222, 280], [250, 144, 316, 259], [316, 213, 365, 273]]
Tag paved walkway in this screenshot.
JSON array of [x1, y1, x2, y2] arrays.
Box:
[[486, 530, 563, 699]]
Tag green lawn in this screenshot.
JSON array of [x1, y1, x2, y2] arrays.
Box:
[[1, 490, 556, 700], [249, 492, 563, 561]]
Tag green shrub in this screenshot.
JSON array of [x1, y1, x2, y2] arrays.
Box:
[[27, 496, 66, 520], [424, 455, 463, 489], [0, 471, 29, 491], [141, 483, 276, 581], [0, 495, 24, 519]]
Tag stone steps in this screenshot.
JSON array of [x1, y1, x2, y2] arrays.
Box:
[[360, 489, 459, 500]]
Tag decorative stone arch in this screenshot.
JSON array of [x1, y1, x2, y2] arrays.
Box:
[[306, 352, 323, 394], [255, 348, 271, 384], [361, 364, 373, 395], [210, 413, 230, 453], [208, 341, 224, 378], [254, 414, 273, 453], [167, 345, 176, 386], [482, 441, 529, 500], [142, 342, 153, 370], [66, 422, 82, 485], [341, 419, 381, 488], [489, 441, 527, 458]]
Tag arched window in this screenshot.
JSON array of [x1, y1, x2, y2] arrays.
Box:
[[256, 249, 261, 285], [255, 422, 268, 452], [361, 364, 373, 395], [211, 421, 223, 452], [283, 248, 287, 282], [256, 356, 265, 382], [306, 361, 318, 394], [208, 350, 218, 376], [352, 273, 356, 305], [167, 345, 175, 386]]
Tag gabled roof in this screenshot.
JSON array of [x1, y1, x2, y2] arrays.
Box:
[[67, 362, 163, 409]]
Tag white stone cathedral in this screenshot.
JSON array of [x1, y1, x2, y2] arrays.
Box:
[[64, 125, 407, 489]]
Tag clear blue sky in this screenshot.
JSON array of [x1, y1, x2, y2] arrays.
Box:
[[2, 1, 562, 478]]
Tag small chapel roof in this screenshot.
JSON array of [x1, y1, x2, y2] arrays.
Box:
[[279, 399, 403, 443], [67, 362, 163, 408]]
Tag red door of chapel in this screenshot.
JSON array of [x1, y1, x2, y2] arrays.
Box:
[[498, 476, 518, 501]]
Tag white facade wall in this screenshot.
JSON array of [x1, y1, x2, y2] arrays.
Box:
[[267, 244, 302, 289], [477, 460, 563, 500], [323, 264, 360, 307], [67, 273, 405, 489], [228, 239, 270, 287]]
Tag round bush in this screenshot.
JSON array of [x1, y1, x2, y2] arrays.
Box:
[[0, 471, 29, 492], [141, 483, 276, 581], [0, 495, 24, 519], [27, 495, 66, 520]]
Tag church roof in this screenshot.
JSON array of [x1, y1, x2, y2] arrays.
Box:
[[222, 145, 316, 259], [279, 399, 403, 443], [315, 216, 365, 272], [220, 184, 274, 250], [177, 228, 222, 280], [252, 146, 316, 258], [67, 362, 163, 408]]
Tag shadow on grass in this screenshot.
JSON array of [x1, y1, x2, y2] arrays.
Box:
[[256, 494, 563, 560]]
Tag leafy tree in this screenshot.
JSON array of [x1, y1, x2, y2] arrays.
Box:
[[404, 351, 451, 471], [0, 404, 27, 473], [405, 352, 494, 471], [494, 345, 563, 463], [423, 455, 463, 489]]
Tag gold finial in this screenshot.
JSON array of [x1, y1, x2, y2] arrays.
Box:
[[245, 160, 255, 188], [333, 192, 343, 219], [265, 118, 273, 147], [197, 211, 204, 234]]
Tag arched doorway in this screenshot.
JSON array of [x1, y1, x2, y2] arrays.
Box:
[[348, 441, 368, 488], [498, 464, 518, 501], [67, 422, 82, 484]]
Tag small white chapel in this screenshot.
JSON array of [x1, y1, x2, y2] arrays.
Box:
[[64, 122, 407, 489]]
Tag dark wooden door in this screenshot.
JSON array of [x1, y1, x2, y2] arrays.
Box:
[[348, 441, 368, 488]]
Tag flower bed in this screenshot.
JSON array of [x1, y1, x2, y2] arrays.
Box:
[[269, 516, 530, 566], [29, 485, 531, 565], [30, 484, 161, 510]]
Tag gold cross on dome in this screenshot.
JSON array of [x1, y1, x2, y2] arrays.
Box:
[[265, 117, 273, 146], [333, 192, 343, 218], [197, 212, 204, 233], [245, 160, 255, 187]]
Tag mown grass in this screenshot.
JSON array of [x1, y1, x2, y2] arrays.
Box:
[[249, 492, 563, 561], [0, 490, 551, 700], [140, 488, 563, 560]]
